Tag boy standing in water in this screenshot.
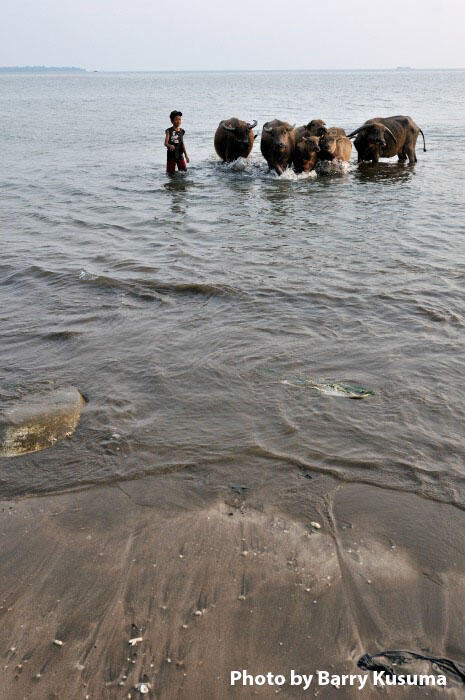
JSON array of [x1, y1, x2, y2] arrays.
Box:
[[165, 110, 189, 174]]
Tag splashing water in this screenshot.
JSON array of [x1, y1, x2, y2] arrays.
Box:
[[229, 157, 248, 172], [214, 156, 318, 181], [316, 159, 352, 176], [278, 167, 317, 181]]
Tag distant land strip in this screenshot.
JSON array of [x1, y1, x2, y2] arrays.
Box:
[[0, 66, 86, 73]]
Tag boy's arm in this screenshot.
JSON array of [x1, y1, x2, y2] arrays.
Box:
[[182, 140, 190, 163], [165, 130, 175, 150]]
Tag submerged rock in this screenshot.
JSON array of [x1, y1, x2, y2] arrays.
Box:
[[282, 378, 374, 399], [0, 386, 86, 457], [311, 382, 374, 399]]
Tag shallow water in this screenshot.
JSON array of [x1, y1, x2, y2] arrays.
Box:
[[1, 70, 465, 503]]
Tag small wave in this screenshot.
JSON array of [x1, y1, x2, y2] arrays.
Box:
[[78, 271, 245, 302], [414, 302, 463, 326], [41, 330, 82, 341], [2, 263, 245, 305], [69, 218, 131, 233]]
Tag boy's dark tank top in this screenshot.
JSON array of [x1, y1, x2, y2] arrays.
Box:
[[167, 127, 185, 160]]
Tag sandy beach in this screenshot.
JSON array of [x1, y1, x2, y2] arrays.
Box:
[[1, 464, 464, 699]]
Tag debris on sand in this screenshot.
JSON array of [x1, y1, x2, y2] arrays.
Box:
[[53, 639, 64, 647], [135, 681, 150, 694], [128, 637, 143, 647], [230, 484, 248, 495]]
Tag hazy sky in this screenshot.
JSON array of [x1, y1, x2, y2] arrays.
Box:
[[2, 0, 464, 71]]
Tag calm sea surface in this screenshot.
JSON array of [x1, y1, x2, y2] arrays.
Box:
[[1, 70, 465, 503]]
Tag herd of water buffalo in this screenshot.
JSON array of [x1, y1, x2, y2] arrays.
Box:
[[214, 115, 427, 174]]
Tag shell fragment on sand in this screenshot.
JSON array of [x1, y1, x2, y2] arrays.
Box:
[[0, 386, 86, 457], [128, 637, 143, 646]]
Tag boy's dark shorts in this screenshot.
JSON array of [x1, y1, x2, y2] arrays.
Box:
[[167, 156, 187, 174]]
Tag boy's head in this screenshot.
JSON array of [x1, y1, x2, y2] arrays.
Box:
[[170, 110, 182, 127]]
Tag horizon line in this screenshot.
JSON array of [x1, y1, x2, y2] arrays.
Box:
[[1, 66, 465, 73]]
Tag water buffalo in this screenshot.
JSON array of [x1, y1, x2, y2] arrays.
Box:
[[326, 126, 347, 137], [214, 118, 257, 162], [260, 120, 296, 175], [318, 128, 352, 162], [348, 115, 426, 164], [292, 128, 320, 173], [306, 119, 328, 136]]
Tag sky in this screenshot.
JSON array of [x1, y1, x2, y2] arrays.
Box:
[[2, 0, 464, 71]]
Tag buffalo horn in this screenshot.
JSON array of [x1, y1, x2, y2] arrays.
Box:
[[347, 125, 366, 139], [262, 125, 273, 133], [247, 120, 257, 130], [383, 125, 397, 140], [221, 121, 236, 132]]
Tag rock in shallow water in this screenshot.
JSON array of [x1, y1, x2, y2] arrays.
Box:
[[0, 386, 86, 457]]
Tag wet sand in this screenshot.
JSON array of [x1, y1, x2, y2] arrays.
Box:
[[1, 465, 464, 699]]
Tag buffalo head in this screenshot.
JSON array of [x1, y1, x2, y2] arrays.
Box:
[[261, 120, 296, 174], [293, 135, 320, 173], [306, 119, 327, 137], [318, 132, 338, 159], [262, 121, 296, 151], [220, 119, 257, 146], [348, 122, 396, 149]]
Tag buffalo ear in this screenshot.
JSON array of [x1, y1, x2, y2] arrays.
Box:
[[288, 123, 296, 131]]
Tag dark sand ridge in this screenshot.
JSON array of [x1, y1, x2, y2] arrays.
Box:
[[0, 463, 464, 699]]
